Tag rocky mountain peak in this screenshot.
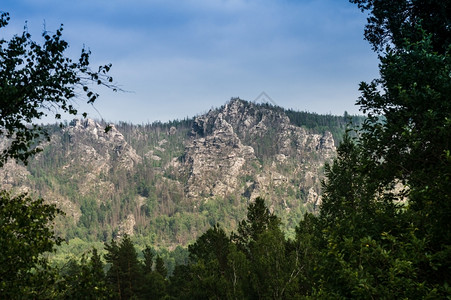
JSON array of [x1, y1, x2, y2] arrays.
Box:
[[192, 98, 290, 138], [182, 98, 336, 202], [66, 118, 141, 170]]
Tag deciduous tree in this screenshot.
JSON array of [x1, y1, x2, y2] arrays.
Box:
[[0, 9, 116, 297], [0, 191, 62, 297], [0, 11, 116, 167]]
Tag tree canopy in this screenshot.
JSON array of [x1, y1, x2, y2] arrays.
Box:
[[0, 11, 116, 167], [305, 0, 451, 297], [350, 0, 451, 53], [0, 191, 62, 298]]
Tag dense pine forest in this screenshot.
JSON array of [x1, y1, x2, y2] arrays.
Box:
[[1, 0, 450, 298]]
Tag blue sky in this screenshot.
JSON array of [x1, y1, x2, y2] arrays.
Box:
[[2, 0, 378, 123]]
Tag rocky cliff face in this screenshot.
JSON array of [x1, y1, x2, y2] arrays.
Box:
[[192, 99, 335, 156], [183, 110, 257, 198], [0, 98, 339, 247], [59, 119, 141, 197], [0, 118, 141, 227], [181, 98, 335, 206], [65, 118, 141, 171]]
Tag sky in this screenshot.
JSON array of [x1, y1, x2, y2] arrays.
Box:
[[2, 0, 379, 124]]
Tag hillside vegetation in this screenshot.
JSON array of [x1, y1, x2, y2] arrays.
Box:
[[1, 99, 361, 251]]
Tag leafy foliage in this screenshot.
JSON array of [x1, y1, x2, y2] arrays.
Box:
[[0, 9, 115, 298], [0, 11, 116, 167], [0, 191, 63, 297], [58, 248, 110, 299], [350, 0, 451, 53]]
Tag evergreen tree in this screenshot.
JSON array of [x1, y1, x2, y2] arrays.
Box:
[[59, 248, 110, 299], [232, 197, 280, 254], [171, 198, 302, 299], [294, 213, 323, 297], [89, 248, 110, 298], [301, 1, 451, 297], [105, 239, 121, 298], [105, 235, 143, 300], [188, 224, 230, 272], [231, 197, 284, 298], [155, 255, 168, 278], [172, 225, 232, 299], [140, 248, 167, 300], [142, 245, 154, 276], [248, 227, 300, 299]]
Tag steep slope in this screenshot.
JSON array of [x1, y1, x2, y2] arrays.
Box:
[[0, 98, 353, 248], [179, 99, 334, 206]]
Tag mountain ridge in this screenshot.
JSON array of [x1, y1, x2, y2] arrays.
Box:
[[0, 98, 361, 248]]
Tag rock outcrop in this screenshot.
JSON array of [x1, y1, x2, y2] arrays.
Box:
[[66, 119, 141, 171], [184, 111, 257, 198], [181, 98, 335, 203]]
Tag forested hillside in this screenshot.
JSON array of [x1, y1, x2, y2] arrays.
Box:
[[1, 99, 360, 253]]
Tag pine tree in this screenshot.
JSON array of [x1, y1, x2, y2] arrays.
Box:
[[155, 256, 167, 278], [305, 1, 451, 297], [105, 235, 144, 300]]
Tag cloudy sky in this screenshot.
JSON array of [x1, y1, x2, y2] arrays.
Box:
[[2, 0, 378, 123]]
